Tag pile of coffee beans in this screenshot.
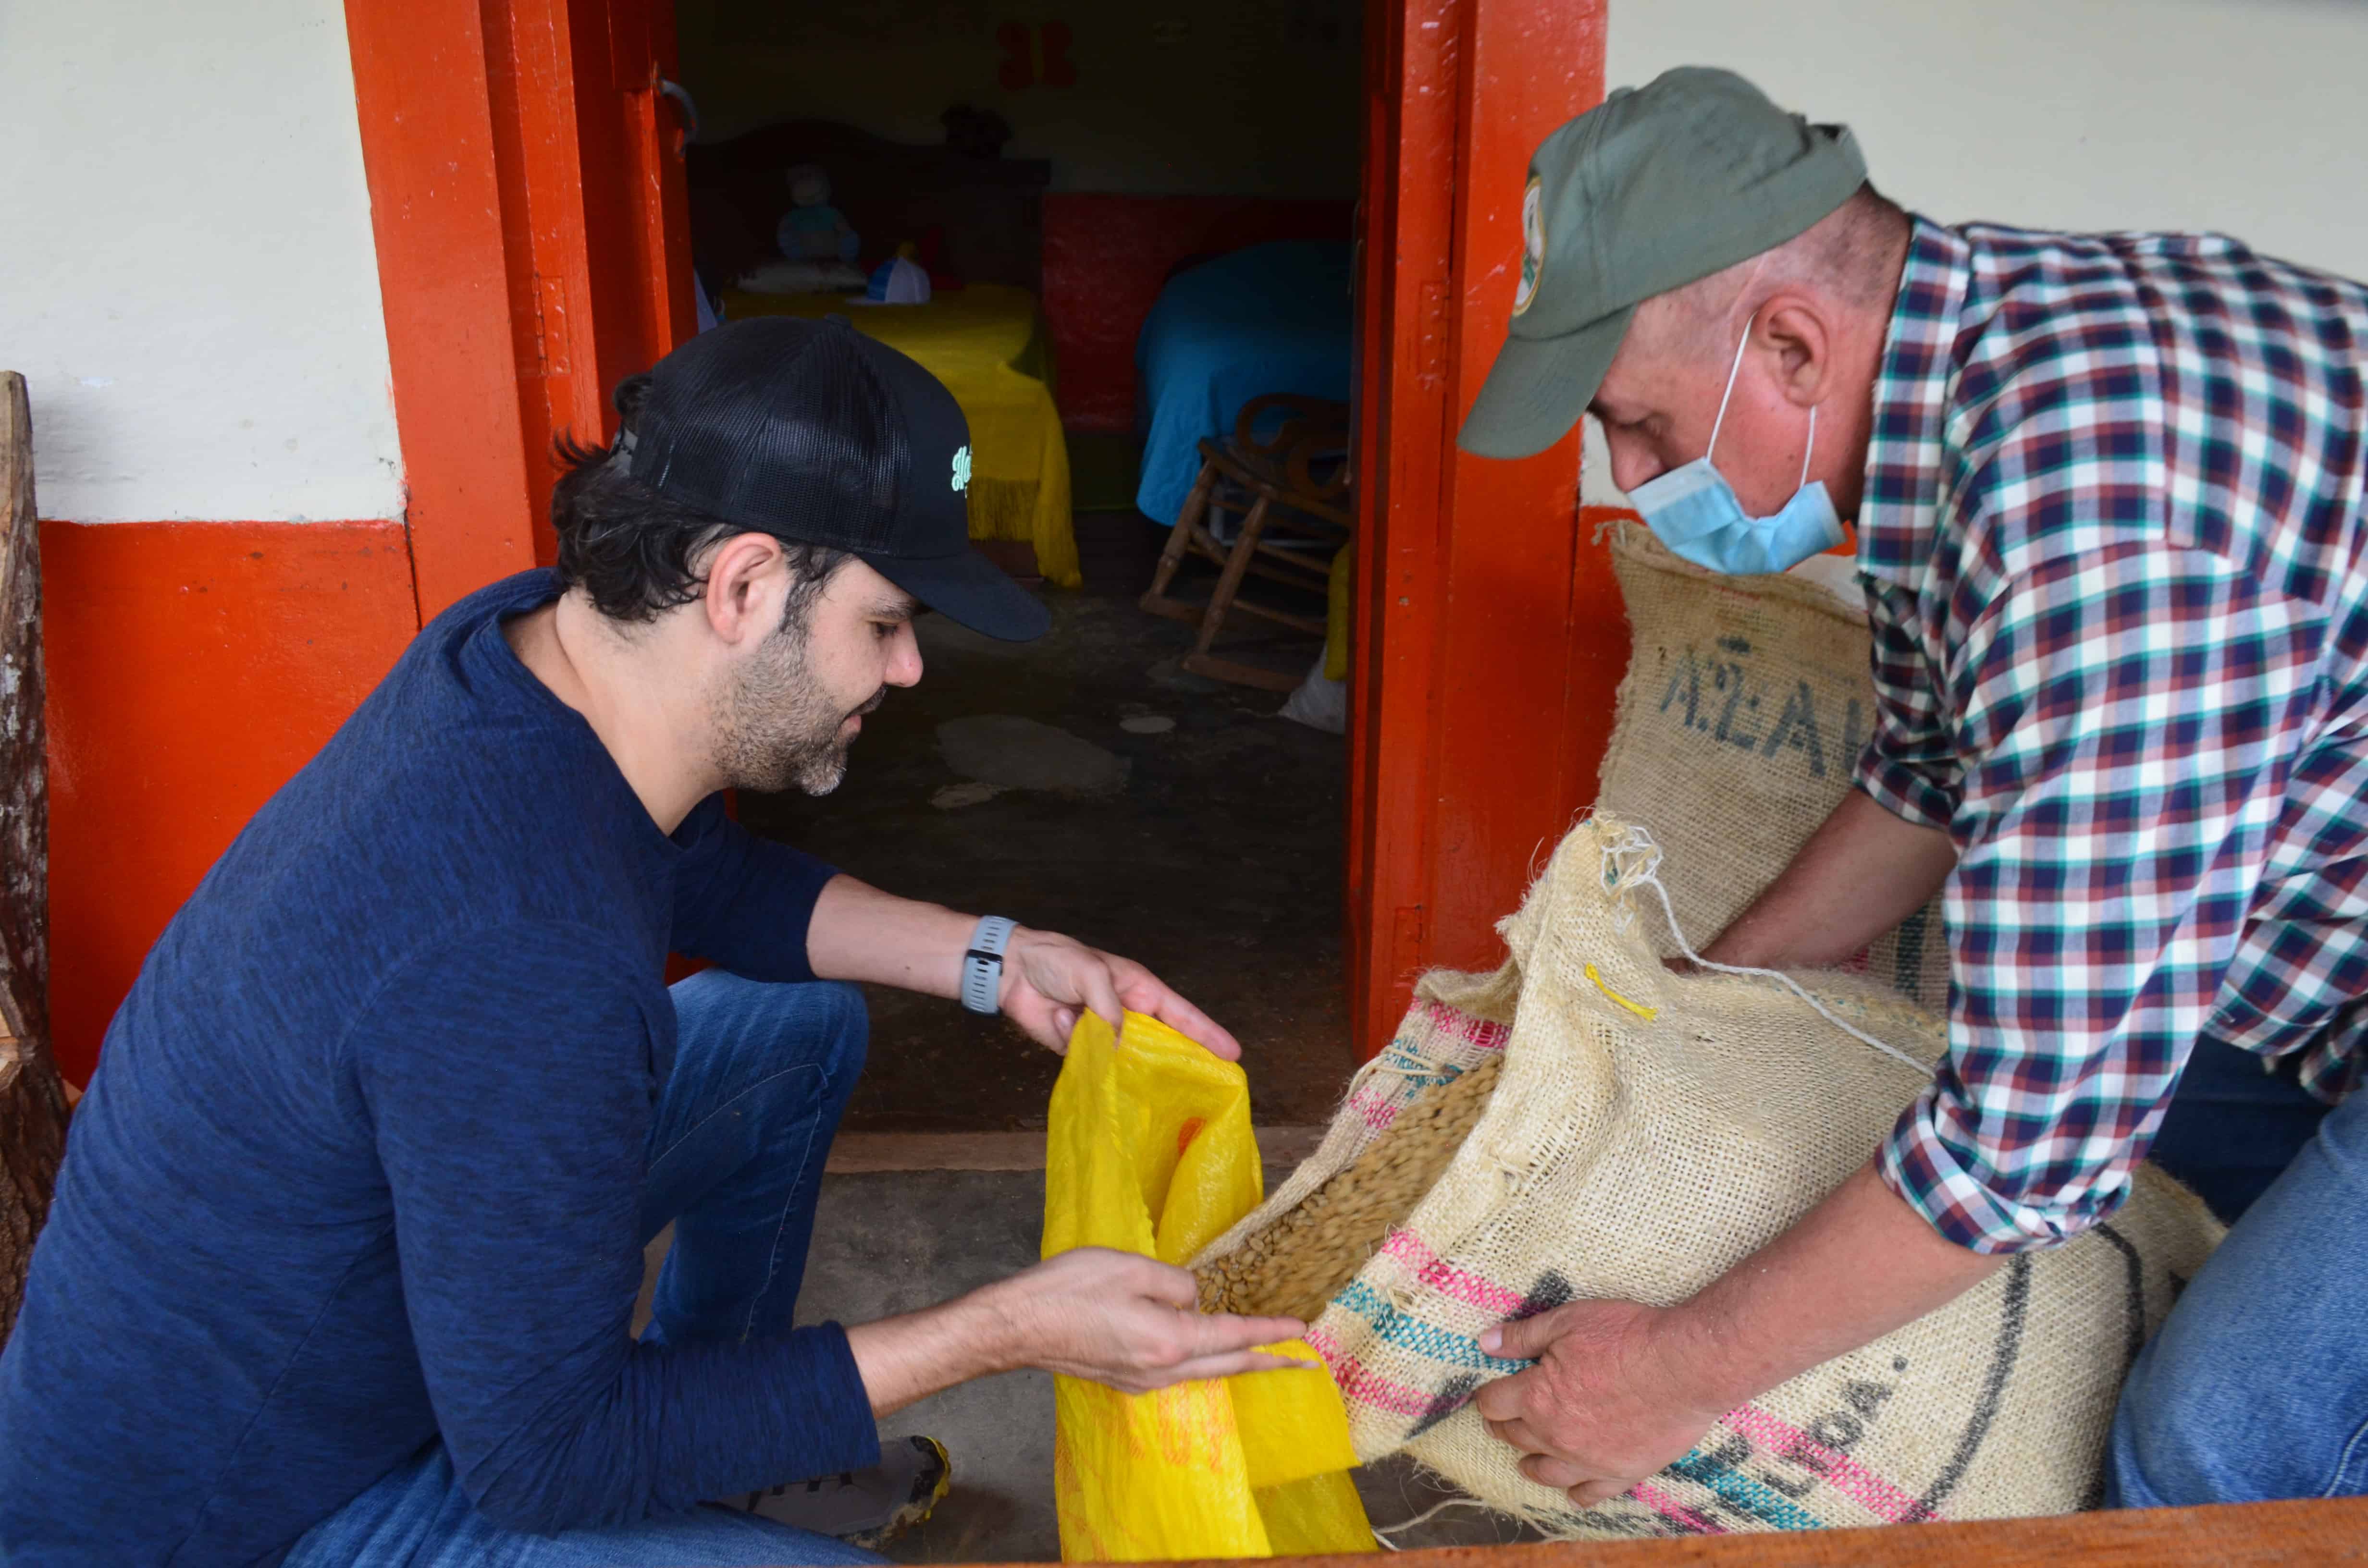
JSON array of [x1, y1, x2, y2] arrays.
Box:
[[1195, 1054, 1504, 1322]]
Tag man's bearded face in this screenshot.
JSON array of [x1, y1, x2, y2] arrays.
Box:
[[712, 606, 886, 797]]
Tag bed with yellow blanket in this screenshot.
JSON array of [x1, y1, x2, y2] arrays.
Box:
[[720, 284, 1080, 588]]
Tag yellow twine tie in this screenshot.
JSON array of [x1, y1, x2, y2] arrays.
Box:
[[1584, 962, 1658, 1021]]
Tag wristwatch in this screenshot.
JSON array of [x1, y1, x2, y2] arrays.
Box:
[[961, 916, 1017, 1015]]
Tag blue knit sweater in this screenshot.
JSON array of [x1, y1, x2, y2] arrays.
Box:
[[0, 571, 872, 1566]]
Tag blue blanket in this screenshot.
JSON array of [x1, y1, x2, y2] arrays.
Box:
[[1133, 239, 1354, 525]]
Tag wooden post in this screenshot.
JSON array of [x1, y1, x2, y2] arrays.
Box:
[[345, 0, 698, 619], [0, 372, 70, 1344]]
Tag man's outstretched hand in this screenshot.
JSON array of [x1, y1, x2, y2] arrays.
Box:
[[1001, 927, 1241, 1060], [803, 878, 1242, 1059], [846, 1247, 1311, 1417], [991, 1248, 1308, 1391]]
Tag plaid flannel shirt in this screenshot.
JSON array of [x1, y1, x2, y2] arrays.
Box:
[[1858, 217, 2368, 1254]]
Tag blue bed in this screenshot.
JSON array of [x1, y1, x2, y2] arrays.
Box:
[[1133, 239, 1355, 525]]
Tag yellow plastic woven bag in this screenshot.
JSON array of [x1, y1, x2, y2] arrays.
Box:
[[1044, 1011, 1374, 1561]]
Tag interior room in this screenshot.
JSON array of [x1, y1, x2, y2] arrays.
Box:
[[670, 0, 1369, 1136]]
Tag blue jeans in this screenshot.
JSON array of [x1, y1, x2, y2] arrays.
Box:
[[2146, 1035, 2332, 1225], [286, 973, 886, 1567], [2107, 1061, 2368, 1507]]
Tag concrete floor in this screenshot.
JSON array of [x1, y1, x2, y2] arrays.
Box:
[[737, 542, 1356, 1133], [641, 1168, 1543, 1563]]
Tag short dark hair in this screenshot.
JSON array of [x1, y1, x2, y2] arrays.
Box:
[[550, 372, 851, 624]]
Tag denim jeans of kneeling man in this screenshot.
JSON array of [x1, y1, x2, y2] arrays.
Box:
[[288, 972, 887, 1568]]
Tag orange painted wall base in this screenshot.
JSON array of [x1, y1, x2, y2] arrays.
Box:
[[41, 519, 419, 1085]]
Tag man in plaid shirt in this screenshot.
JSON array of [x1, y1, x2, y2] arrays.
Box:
[[1457, 67, 2367, 1513]]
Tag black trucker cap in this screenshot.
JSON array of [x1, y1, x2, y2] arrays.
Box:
[[627, 316, 1049, 641]]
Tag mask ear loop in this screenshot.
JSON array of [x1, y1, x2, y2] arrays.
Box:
[[1704, 310, 1756, 465], [1709, 307, 1823, 493]]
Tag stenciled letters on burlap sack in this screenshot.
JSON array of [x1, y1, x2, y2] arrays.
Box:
[[1195, 817, 2223, 1541], [1596, 525, 1949, 1010]]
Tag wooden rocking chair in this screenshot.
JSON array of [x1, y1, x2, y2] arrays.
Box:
[[1140, 393, 1353, 692]]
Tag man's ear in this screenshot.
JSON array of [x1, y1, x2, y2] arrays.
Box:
[[1756, 293, 1832, 406], [699, 532, 787, 646]]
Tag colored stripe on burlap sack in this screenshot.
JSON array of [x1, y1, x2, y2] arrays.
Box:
[[1629, 1482, 1725, 1535], [1723, 1405, 1926, 1525], [1346, 1004, 1512, 1135], [1304, 1328, 1442, 1420], [1332, 1280, 1529, 1373], [1664, 1446, 1827, 1531], [1377, 1229, 1530, 1317]]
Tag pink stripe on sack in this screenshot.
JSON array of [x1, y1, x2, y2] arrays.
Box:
[[1345, 1087, 1404, 1133], [1344, 1004, 1509, 1139], [1378, 1229, 1529, 1318], [1418, 999, 1511, 1052], [1305, 1323, 1345, 1367], [1305, 1329, 1451, 1420], [1628, 1481, 1725, 1535], [1723, 1404, 1928, 1524]]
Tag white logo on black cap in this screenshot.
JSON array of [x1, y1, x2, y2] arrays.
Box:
[[951, 445, 972, 493]]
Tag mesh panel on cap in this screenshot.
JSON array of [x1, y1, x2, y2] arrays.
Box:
[[638, 319, 911, 553]]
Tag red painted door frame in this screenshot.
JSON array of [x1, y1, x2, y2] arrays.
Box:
[[1347, 0, 1618, 1055], [346, 0, 694, 621], [350, 0, 1617, 1063]]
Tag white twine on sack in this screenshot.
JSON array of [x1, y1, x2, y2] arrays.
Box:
[[1371, 1496, 1494, 1550], [1600, 824, 1929, 1076]]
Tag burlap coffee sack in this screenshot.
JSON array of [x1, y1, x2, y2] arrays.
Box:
[[1598, 525, 1949, 1011], [1194, 815, 2223, 1539]]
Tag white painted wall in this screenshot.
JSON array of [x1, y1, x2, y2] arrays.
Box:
[[1582, 0, 2368, 505], [0, 0, 401, 523]]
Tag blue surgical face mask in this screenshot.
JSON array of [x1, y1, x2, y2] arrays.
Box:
[[1624, 314, 1843, 576]]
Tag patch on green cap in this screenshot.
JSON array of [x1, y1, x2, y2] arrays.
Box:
[[1514, 174, 1545, 317], [1459, 66, 1867, 461]]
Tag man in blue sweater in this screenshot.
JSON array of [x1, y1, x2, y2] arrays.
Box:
[[0, 318, 1307, 1567]]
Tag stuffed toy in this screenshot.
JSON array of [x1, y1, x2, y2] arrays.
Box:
[[775, 164, 859, 264]]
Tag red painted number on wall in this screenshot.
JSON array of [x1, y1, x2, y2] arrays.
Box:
[[1040, 21, 1076, 87], [995, 21, 1033, 89], [997, 21, 1076, 90]]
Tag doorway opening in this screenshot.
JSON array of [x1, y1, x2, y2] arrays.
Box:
[[670, 0, 1368, 1135]]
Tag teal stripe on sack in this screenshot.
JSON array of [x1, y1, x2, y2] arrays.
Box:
[[1667, 1449, 1826, 1531], [1373, 1046, 1467, 1092], [1334, 1280, 1531, 1374], [1333, 1279, 1829, 1531]]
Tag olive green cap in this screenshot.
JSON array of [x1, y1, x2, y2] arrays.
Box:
[[1458, 66, 1867, 460]]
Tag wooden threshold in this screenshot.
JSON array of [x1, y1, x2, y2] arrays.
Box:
[[1032, 1493, 2368, 1567]]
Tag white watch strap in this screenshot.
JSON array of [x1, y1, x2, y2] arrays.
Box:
[[961, 916, 1017, 1014]]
